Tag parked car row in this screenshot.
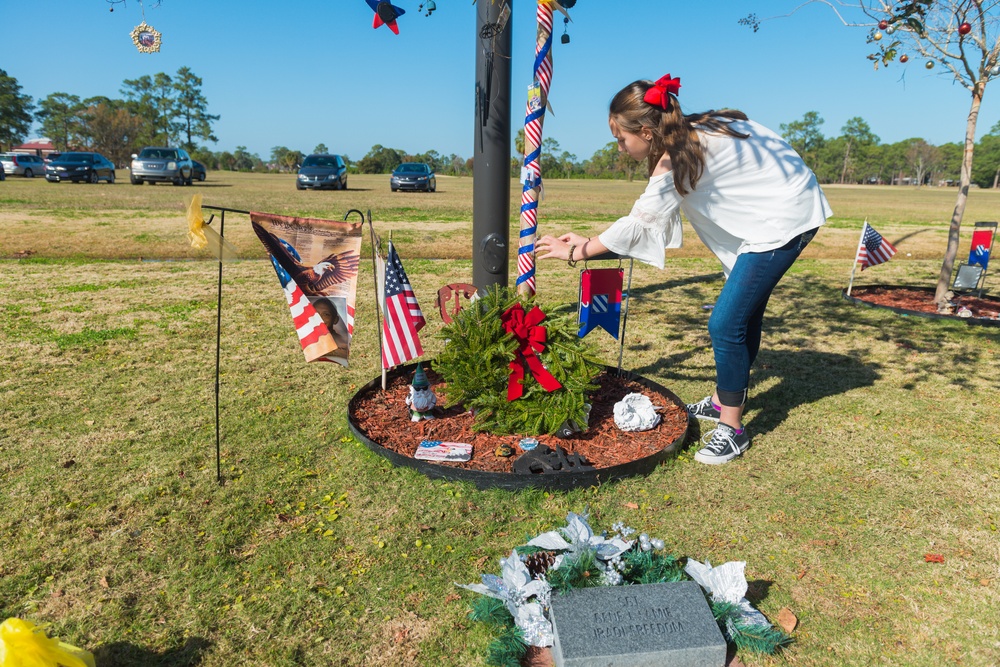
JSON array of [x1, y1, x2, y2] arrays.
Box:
[[0, 149, 209, 185], [290, 155, 437, 193]]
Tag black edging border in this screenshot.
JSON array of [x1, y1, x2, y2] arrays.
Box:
[[347, 363, 691, 491], [842, 286, 1000, 328]]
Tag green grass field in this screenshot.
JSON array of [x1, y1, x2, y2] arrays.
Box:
[[1, 172, 998, 666]]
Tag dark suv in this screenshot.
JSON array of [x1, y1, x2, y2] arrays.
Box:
[[296, 154, 347, 190], [130, 147, 194, 185]]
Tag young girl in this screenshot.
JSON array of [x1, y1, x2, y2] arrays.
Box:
[[536, 74, 831, 465]]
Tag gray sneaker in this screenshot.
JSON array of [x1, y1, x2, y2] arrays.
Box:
[[686, 395, 721, 422], [694, 423, 750, 465]]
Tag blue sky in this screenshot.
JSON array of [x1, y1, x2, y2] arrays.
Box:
[[3, 0, 997, 162]]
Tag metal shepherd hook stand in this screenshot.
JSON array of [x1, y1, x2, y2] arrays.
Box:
[[202, 206, 373, 484], [203, 205, 249, 483]]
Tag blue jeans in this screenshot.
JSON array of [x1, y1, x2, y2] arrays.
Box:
[[708, 228, 817, 407]]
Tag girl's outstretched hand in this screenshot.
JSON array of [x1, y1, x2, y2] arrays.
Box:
[[536, 234, 571, 261], [557, 232, 591, 247]]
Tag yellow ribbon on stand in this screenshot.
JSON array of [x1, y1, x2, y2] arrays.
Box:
[[186, 194, 238, 261], [0, 618, 95, 667]]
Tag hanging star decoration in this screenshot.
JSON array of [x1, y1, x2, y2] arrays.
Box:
[[365, 0, 406, 34], [130, 21, 161, 53]]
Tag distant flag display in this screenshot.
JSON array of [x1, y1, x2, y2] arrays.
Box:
[[377, 241, 426, 369], [251, 212, 362, 366], [856, 222, 897, 270], [578, 268, 623, 339], [969, 228, 993, 270]]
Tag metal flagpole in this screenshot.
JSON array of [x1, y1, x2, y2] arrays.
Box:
[[617, 258, 634, 376], [847, 218, 868, 296], [213, 210, 225, 484], [366, 213, 387, 391]]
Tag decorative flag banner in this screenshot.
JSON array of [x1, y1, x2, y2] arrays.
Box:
[[376, 241, 426, 370], [969, 228, 993, 270], [517, 0, 560, 296], [251, 212, 362, 366], [578, 268, 623, 339], [856, 222, 897, 270]]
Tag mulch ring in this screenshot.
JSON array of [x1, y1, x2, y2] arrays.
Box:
[[847, 286, 1000, 323], [349, 368, 689, 474]]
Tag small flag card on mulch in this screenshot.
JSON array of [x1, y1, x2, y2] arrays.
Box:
[[414, 440, 472, 462]]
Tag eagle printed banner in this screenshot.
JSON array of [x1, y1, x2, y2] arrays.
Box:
[[251, 212, 362, 366]]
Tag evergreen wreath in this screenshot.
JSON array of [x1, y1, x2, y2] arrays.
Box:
[[432, 286, 603, 436], [458, 512, 792, 666]]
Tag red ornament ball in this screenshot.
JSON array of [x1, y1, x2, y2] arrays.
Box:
[[879, 20, 888, 30], [959, 22, 972, 36], [900, 54, 909, 63]]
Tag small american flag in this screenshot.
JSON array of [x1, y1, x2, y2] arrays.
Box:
[[857, 222, 897, 270], [378, 241, 425, 369]]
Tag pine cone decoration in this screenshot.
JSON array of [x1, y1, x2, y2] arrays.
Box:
[[524, 550, 557, 578]]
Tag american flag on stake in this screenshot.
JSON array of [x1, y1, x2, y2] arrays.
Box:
[[377, 241, 425, 369], [856, 221, 897, 270]]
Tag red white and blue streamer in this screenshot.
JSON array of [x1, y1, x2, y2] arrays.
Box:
[[517, 0, 556, 296]]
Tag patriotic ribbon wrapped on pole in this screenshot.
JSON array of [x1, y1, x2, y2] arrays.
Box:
[[517, 0, 557, 297]]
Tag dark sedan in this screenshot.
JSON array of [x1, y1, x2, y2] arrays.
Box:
[[391, 163, 436, 192], [45, 152, 116, 184]]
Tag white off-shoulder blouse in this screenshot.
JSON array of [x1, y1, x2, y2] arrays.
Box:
[[597, 120, 832, 276]]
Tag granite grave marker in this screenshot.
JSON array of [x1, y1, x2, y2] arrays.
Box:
[[549, 580, 726, 667]]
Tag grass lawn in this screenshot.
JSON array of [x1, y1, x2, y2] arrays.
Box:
[[1, 173, 998, 666]]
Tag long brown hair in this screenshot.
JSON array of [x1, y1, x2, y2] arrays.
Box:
[[609, 80, 748, 195]]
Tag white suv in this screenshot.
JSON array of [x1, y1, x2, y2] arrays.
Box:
[[130, 147, 194, 185]]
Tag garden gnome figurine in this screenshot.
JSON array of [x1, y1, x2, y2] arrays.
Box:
[[405, 363, 437, 422]]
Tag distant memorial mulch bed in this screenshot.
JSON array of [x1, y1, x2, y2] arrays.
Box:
[[348, 366, 689, 480], [845, 286, 1000, 326]]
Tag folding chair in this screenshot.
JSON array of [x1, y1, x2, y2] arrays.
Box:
[[952, 221, 996, 298]]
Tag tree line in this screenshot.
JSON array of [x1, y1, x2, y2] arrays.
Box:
[[0, 67, 218, 167], [4, 67, 998, 187]]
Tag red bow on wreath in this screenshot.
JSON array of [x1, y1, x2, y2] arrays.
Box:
[[643, 74, 681, 111], [501, 303, 563, 402]]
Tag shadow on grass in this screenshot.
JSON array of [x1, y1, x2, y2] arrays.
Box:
[[748, 349, 880, 437], [92, 636, 211, 666], [629, 273, 722, 297]]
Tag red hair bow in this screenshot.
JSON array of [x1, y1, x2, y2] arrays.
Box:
[[643, 74, 681, 110]]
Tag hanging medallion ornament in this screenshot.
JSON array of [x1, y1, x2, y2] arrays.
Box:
[[578, 268, 623, 339], [130, 21, 161, 52]]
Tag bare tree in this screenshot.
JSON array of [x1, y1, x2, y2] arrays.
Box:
[[747, 1, 1000, 309]]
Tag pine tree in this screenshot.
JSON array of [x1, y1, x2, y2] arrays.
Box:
[[433, 286, 603, 435]]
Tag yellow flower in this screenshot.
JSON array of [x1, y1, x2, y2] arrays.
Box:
[[0, 618, 95, 667], [186, 194, 207, 249]]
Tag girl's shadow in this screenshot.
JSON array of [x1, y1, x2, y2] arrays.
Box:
[[92, 636, 211, 667]]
